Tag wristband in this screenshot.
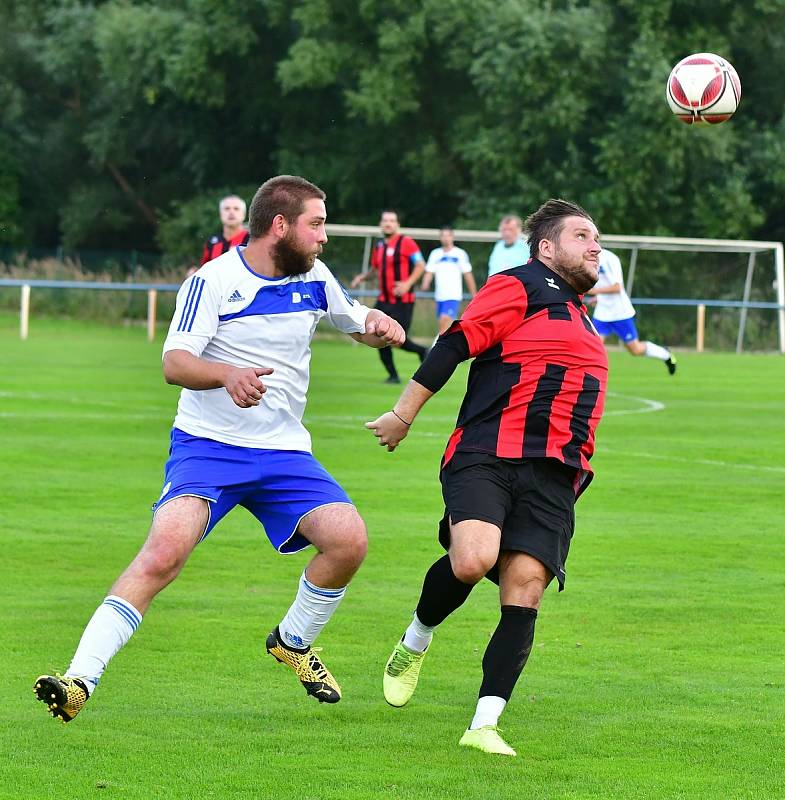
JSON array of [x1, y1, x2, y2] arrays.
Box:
[[391, 409, 412, 426]]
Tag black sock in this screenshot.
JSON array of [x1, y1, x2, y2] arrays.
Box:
[[479, 606, 538, 701], [414, 555, 475, 627], [378, 345, 397, 378]]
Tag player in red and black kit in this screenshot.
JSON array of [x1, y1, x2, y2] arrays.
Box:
[[366, 199, 608, 757], [351, 210, 429, 383], [198, 194, 250, 267]]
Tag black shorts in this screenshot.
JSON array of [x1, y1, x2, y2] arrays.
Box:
[[375, 301, 414, 333], [438, 453, 577, 590]]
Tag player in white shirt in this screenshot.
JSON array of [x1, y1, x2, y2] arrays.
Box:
[[421, 226, 477, 335], [587, 248, 676, 374], [34, 176, 405, 722]]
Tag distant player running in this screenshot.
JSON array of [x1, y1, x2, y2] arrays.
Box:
[[34, 175, 405, 722], [587, 248, 676, 374]]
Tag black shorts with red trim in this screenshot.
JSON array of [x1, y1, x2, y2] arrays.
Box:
[[438, 452, 578, 590]]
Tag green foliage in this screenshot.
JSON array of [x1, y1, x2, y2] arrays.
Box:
[[2, 0, 785, 258]]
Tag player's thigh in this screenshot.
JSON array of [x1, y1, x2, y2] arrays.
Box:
[[497, 551, 553, 608], [501, 459, 576, 592], [441, 455, 511, 578], [143, 495, 210, 566], [298, 502, 367, 555]]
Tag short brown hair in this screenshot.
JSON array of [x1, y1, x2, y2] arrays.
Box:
[[524, 199, 594, 257], [248, 175, 326, 238]]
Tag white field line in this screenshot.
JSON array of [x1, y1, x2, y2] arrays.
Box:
[[2, 391, 782, 474], [601, 448, 785, 475], [0, 390, 663, 425]]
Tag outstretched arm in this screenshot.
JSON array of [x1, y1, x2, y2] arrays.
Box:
[[350, 270, 374, 289], [365, 380, 433, 451]]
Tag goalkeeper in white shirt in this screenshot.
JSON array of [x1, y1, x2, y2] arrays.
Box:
[[587, 248, 676, 374], [34, 175, 405, 722]]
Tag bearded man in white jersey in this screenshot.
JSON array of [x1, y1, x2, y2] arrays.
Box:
[[34, 175, 405, 721]]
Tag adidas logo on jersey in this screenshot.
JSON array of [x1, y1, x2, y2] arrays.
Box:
[[228, 290, 245, 303]]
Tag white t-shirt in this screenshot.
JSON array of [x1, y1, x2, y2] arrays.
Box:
[[163, 247, 369, 451], [592, 249, 635, 322], [425, 246, 473, 301]]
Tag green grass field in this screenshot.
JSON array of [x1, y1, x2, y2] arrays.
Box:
[[2, 313, 784, 799]]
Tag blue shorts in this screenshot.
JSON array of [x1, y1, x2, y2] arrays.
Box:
[[435, 299, 460, 319], [152, 428, 353, 553], [593, 316, 639, 342]]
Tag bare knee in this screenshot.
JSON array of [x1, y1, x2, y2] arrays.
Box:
[[332, 520, 368, 570], [499, 553, 552, 608], [450, 551, 495, 585], [133, 539, 188, 584], [128, 498, 206, 584], [302, 505, 368, 571], [503, 575, 547, 609]]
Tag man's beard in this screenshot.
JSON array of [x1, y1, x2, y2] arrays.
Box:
[[272, 231, 319, 276], [552, 245, 597, 293]]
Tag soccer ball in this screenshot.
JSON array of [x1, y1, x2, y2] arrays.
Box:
[[666, 53, 741, 125]]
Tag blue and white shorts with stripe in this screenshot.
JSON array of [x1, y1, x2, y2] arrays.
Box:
[[152, 428, 353, 553]]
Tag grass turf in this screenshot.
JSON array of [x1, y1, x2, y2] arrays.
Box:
[[2, 314, 784, 799]]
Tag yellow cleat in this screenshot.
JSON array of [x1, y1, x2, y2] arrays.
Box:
[[266, 628, 341, 703], [383, 639, 427, 707], [34, 674, 89, 723], [459, 726, 517, 756]]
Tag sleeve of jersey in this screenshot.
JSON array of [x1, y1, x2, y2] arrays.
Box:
[[404, 238, 424, 264], [450, 274, 528, 356], [611, 255, 625, 285], [324, 270, 369, 333], [199, 242, 210, 266], [162, 274, 220, 358]]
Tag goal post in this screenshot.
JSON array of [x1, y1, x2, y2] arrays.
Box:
[[326, 224, 785, 354]]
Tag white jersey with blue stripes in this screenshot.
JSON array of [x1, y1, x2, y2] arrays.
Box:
[[592, 248, 636, 322], [163, 246, 369, 451]]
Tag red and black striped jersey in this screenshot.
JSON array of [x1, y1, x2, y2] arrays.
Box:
[[200, 228, 250, 266], [371, 234, 423, 304], [441, 258, 608, 493]]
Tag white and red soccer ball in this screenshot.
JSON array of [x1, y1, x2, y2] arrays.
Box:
[[666, 53, 741, 125]]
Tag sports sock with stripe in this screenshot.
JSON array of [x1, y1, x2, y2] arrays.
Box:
[[277, 571, 346, 650], [644, 340, 671, 361], [65, 595, 143, 695]]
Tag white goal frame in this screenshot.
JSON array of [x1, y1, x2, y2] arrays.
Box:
[[326, 224, 785, 354]]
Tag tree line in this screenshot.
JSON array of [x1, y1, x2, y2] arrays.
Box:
[[2, 0, 785, 267]]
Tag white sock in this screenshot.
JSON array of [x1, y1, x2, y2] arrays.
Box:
[[65, 595, 143, 694], [402, 613, 434, 653], [277, 571, 346, 650], [469, 695, 507, 730], [644, 341, 671, 361]]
